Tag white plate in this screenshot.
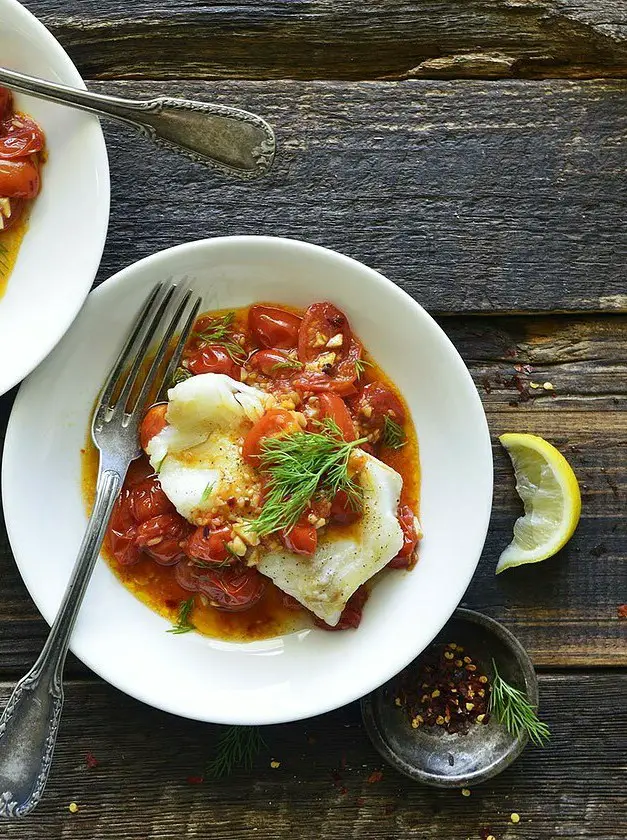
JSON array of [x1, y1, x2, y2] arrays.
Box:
[[0, 0, 109, 394], [3, 237, 493, 724]]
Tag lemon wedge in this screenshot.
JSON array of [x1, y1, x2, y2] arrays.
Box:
[[497, 433, 581, 574]]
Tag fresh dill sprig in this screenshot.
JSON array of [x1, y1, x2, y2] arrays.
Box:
[[250, 418, 367, 537], [167, 597, 195, 635], [271, 357, 303, 372], [205, 725, 265, 779], [194, 311, 246, 362], [200, 481, 214, 504], [354, 357, 372, 377], [154, 456, 166, 474], [0, 242, 10, 275], [382, 415, 406, 449], [172, 366, 192, 386], [489, 660, 550, 746]]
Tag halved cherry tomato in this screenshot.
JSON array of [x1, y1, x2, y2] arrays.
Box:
[[247, 348, 302, 378], [106, 488, 140, 566], [140, 404, 168, 451], [135, 513, 189, 565], [175, 559, 202, 592], [185, 345, 241, 379], [298, 302, 352, 363], [0, 158, 39, 198], [242, 408, 301, 464], [0, 115, 45, 159], [355, 381, 406, 430], [185, 525, 233, 565], [0, 88, 12, 121], [330, 489, 361, 525], [388, 505, 419, 569], [129, 475, 173, 523], [281, 519, 317, 556], [249, 305, 302, 349], [196, 565, 266, 612], [293, 337, 362, 396], [318, 393, 356, 441], [315, 585, 369, 631]]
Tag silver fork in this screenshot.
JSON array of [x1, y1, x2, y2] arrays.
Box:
[[0, 281, 202, 819]]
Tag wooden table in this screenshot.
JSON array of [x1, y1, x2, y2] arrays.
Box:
[[1, 1, 626, 837]]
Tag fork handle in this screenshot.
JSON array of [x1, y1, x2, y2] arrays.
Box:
[[0, 66, 275, 180], [0, 466, 124, 818]]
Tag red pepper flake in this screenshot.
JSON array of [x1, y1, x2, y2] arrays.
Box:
[[366, 769, 384, 784], [186, 775, 204, 785], [618, 605, 627, 619], [85, 752, 98, 769]]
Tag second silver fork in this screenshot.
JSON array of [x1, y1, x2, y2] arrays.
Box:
[[0, 281, 201, 818]]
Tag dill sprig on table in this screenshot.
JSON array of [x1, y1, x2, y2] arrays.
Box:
[[489, 660, 550, 746], [205, 725, 265, 778], [382, 415, 406, 449], [166, 597, 195, 635], [250, 418, 367, 537], [194, 311, 246, 362]]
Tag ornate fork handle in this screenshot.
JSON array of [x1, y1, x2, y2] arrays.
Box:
[[0, 465, 125, 818], [0, 67, 276, 180]]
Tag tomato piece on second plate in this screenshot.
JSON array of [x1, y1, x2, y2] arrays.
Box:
[[281, 519, 318, 556], [388, 505, 419, 569], [185, 345, 241, 379], [0, 158, 40, 198], [140, 404, 168, 451], [185, 526, 234, 565], [135, 513, 190, 565], [242, 408, 301, 464], [0, 115, 45, 159], [249, 305, 302, 349], [196, 565, 267, 612], [317, 392, 356, 441]]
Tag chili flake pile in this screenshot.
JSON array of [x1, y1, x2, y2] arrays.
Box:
[[396, 642, 491, 734]]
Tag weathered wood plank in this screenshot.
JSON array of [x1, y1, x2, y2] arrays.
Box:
[[0, 675, 624, 839], [23, 0, 627, 80], [81, 79, 627, 314], [1, 315, 625, 673]]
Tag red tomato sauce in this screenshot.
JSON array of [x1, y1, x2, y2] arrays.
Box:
[[0, 87, 45, 295], [81, 301, 420, 642]]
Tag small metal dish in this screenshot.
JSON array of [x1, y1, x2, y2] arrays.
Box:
[[361, 608, 538, 788]]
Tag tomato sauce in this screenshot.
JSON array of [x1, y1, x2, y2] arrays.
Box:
[[81, 301, 420, 642]]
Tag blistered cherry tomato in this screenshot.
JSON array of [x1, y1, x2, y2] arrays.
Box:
[[293, 335, 362, 396], [175, 559, 202, 592], [242, 408, 301, 464], [317, 393, 356, 441], [281, 519, 317, 556], [388, 505, 419, 569], [330, 489, 361, 526], [185, 526, 233, 565], [247, 348, 301, 378], [196, 565, 266, 612], [298, 302, 351, 363], [0, 158, 39, 198], [249, 305, 302, 349], [0, 88, 11, 120], [355, 381, 406, 429], [106, 489, 140, 566], [315, 585, 369, 631], [135, 513, 189, 565], [140, 404, 168, 451], [185, 345, 240, 379], [0, 115, 45, 159], [129, 475, 173, 523]]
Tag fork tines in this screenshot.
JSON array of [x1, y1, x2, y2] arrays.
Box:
[[92, 280, 202, 442]]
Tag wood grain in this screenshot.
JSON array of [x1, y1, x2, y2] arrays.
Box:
[[1, 314, 625, 674], [24, 0, 627, 81], [72, 79, 627, 315], [0, 674, 624, 839]]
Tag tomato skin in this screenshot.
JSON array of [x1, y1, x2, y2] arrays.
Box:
[[196, 565, 267, 612], [247, 348, 301, 378], [355, 381, 406, 429], [185, 345, 241, 379], [298, 302, 352, 363], [140, 404, 168, 452], [242, 408, 301, 464], [106, 488, 141, 566], [293, 337, 362, 396], [135, 513, 189, 565], [281, 520, 318, 556], [388, 505, 419, 569], [249, 305, 302, 349], [0, 115, 45, 159], [318, 393, 356, 441], [185, 526, 233, 565], [129, 475, 173, 523], [315, 585, 369, 631], [0, 158, 39, 198], [175, 559, 202, 592], [330, 489, 361, 525], [0, 197, 24, 232]]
